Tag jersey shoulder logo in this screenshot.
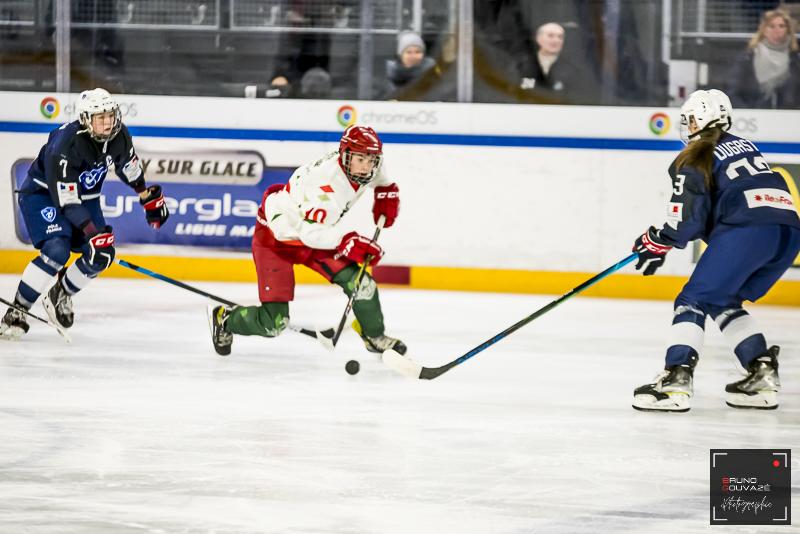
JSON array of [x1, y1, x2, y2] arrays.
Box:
[[79, 164, 109, 189]]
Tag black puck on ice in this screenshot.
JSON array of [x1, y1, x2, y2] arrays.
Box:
[[345, 360, 360, 375]]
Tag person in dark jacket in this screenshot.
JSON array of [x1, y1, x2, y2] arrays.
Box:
[[517, 22, 590, 104], [381, 31, 441, 101], [727, 9, 800, 109]]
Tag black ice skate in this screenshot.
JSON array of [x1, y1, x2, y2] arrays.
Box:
[[42, 279, 74, 329], [207, 305, 233, 356], [360, 333, 407, 356], [632, 360, 695, 413], [0, 305, 30, 341], [725, 346, 780, 410]]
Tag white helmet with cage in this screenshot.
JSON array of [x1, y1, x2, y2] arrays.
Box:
[[77, 88, 122, 142], [707, 88, 733, 132], [679, 90, 722, 144]]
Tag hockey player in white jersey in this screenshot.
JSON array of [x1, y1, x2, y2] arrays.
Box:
[[207, 125, 404, 356]]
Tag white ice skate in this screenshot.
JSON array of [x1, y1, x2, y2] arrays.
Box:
[[632, 364, 693, 413], [725, 346, 780, 410]]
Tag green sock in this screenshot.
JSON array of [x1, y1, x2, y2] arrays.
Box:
[[226, 302, 289, 337], [332, 265, 385, 338]]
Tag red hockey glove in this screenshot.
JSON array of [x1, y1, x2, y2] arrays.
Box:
[[632, 226, 673, 276], [140, 185, 169, 229], [373, 183, 399, 228], [87, 226, 115, 271], [336, 232, 384, 266]]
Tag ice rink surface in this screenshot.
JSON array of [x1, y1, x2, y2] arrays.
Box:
[[0, 273, 797, 533]]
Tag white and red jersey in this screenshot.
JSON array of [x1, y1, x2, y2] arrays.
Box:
[[258, 151, 391, 250]]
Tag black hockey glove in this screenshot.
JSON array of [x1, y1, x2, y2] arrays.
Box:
[[140, 185, 169, 229], [632, 226, 673, 276], [87, 226, 115, 271]]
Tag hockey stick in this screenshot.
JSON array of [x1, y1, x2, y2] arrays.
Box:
[[0, 295, 72, 344], [114, 258, 329, 340], [382, 252, 638, 380], [327, 215, 387, 348]]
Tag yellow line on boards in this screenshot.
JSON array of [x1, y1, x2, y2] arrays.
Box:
[[1, 250, 798, 305]]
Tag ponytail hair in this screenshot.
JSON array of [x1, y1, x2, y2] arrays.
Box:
[[674, 128, 723, 191]]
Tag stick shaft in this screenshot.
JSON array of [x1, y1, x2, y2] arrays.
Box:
[[419, 253, 639, 380], [330, 216, 386, 346], [115, 258, 319, 338], [116, 259, 238, 306]]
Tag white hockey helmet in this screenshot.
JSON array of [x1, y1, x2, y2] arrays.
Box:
[[78, 88, 122, 142], [708, 88, 733, 132], [679, 90, 722, 144]]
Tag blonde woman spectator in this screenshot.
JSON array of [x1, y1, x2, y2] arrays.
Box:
[[727, 9, 800, 109]]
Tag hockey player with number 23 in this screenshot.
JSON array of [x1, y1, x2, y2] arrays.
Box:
[[0, 88, 169, 340], [631, 89, 800, 412], [208, 125, 405, 357]]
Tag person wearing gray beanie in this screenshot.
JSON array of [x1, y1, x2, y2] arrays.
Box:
[[397, 31, 426, 58], [381, 31, 439, 100]]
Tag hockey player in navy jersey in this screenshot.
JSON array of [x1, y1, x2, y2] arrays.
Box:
[[631, 89, 800, 412], [0, 88, 169, 340]]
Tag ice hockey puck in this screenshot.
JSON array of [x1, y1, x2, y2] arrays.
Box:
[[345, 359, 360, 375]]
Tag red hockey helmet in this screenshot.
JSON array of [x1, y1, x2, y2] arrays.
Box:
[[338, 125, 383, 185]]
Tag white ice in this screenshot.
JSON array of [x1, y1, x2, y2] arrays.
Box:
[[0, 273, 798, 533]]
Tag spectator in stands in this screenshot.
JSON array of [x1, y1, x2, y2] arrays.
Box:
[[727, 9, 800, 109], [266, 75, 292, 98], [299, 67, 332, 98], [517, 22, 588, 104], [380, 31, 441, 101]]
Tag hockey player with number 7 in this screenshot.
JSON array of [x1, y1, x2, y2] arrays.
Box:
[[208, 125, 406, 357], [0, 88, 169, 341], [631, 89, 800, 412]]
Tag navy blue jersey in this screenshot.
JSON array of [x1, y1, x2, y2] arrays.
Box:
[[659, 132, 800, 248], [19, 121, 145, 230]]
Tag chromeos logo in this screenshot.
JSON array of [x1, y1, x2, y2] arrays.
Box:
[[337, 105, 357, 127], [40, 96, 60, 119], [649, 112, 670, 136]]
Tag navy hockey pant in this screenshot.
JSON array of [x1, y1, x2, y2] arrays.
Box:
[[666, 224, 800, 367]]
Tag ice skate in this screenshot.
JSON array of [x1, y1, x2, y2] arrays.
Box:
[[351, 319, 407, 355], [42, 279, 74, 329], [208, 305, 233, 356], [0, 305, 30, 340], [632, 362, 694, 413], [359, 332, 407, 356], [726, 346, 780, 410]]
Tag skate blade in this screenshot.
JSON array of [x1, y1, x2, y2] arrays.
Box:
[[382, 349, 422, 379], [41, 293, 69, 330], [0, 326, 25, 341], [725, 391, 778, 410], [632, 393, 690, 413]]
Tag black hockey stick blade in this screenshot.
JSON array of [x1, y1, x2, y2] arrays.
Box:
[[0, 295, 72, 344], [115, 258, 320, 340], [382, 253, 638, 380]]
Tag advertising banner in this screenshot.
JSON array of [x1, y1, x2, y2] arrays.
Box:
[[12, 149, 296, 250]]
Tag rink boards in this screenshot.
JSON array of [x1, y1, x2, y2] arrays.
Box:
[[0, 92, 798, 304]]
